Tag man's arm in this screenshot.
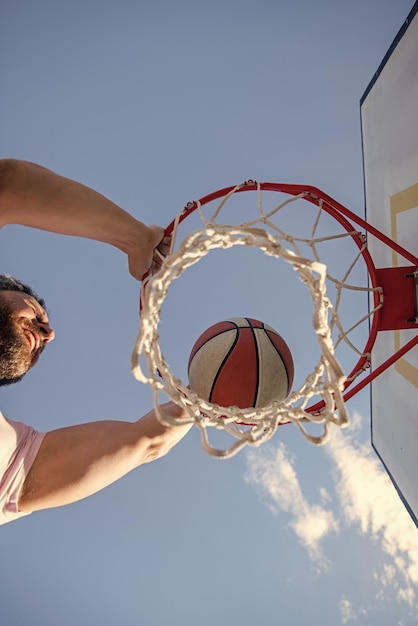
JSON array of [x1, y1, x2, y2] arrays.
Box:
[[18, 402, 192, 513], [0, 158, 164, 279]]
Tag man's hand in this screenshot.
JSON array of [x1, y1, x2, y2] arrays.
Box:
[[127, 225, 171, 281]]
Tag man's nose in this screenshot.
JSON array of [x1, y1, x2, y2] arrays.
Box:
[[37, 321, 55, 344]]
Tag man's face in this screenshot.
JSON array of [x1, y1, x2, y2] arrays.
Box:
[[0, 291, 55, 384]]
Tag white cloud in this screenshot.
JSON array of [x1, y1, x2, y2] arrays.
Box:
[[340, 597, 356, 623], [326, 414, 418, 608], [246, 442, 338, 565], [245, 411, 418, 616], [339, 596, 368, 624]]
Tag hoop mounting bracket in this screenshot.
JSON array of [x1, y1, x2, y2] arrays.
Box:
[[376, 266, 418, 330], [405, 268, 418, 324]]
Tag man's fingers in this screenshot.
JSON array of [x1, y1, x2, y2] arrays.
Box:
[[157, 234, 172, 256], [148, 229, 172, 275]]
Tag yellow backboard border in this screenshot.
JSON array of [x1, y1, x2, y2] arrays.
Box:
[[390, 182, 418, 388]]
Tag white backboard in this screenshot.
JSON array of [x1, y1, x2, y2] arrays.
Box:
[[361, 1, 418, 526]]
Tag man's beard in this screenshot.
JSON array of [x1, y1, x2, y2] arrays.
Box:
[[0, 303, 40, 386]]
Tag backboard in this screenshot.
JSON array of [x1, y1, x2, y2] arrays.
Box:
[[361, 1, 418, 526]]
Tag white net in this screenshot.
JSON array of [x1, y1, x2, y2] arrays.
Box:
[[131, 181, 380, 458]]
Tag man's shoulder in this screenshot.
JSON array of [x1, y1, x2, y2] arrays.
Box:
[[0, 410, 11, 425], [0, 411, 26, 442], [0, 410, 14, 441]]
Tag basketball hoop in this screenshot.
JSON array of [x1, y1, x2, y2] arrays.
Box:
[[131, 181, 418, 458]]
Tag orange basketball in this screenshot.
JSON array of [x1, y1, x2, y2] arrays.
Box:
[[188, 317, 294, 409]]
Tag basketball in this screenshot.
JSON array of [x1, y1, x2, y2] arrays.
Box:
[[188, 317, 294, 409]]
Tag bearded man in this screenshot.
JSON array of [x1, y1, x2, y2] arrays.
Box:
[[0, 159, 191, 525]]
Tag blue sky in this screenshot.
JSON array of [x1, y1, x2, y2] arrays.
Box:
[[1, 1, 417, 625]]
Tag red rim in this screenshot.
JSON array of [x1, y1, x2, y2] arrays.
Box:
[[161, 181, 418, 413]]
